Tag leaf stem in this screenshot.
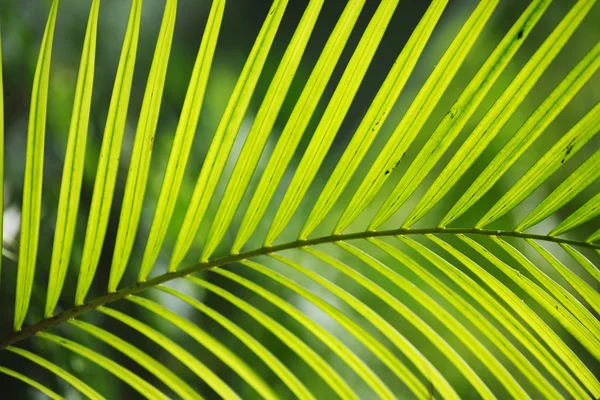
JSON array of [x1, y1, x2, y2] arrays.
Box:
[[1, 227, 597, 348]]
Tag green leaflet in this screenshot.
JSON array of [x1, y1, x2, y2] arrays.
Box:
[[0, 365, 62, 400], [45, 0, 100, 318], [156, 286, 315, 400], [386, 237, 529, 399], [127, 295, 276, 400], [231, 0, 365, 254], [528, 240, 600, 315], [108, 0, 177, 292], [67, 318, 199, 400], [518, 147, 600, 232], [138, 0, 225, 281], [478, 102, 600, 228], [403, 0, 597, 229], [186, 275, 356, 399], [369, 0, 552, 230], [37, 331, 168, 399], [301, 247, 458, 400], [214, 265, 397, 399], [444, 41, 600, 227], [335, 0, 498, 234], [460, 235, 599, 397], [561, 244, 600, 284], [75, 0, 142, 305], [264, 0, 401, 246], [589, 226, 600, 242], [14, 0, 59, 331], [427, 236, 572, 399], [491, 237, 600, 360], [202, 0, 325, 261], [550, 191, 600, 238], [300, 0, 448, 239], [336, 241, 495, 399], [169, 0, 289, 271], [7, 346, 102, 400], [97, 305, 237, 399]]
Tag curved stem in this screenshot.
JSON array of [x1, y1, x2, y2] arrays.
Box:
[[1, 227, 597, 348]]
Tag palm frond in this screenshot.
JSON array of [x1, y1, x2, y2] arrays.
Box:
[[1, 0, 599, 398]]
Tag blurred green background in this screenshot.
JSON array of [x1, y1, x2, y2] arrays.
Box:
[[1, 0, 599, 398]]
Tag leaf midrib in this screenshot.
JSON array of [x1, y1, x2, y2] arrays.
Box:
[[1, 227, 597, 349]]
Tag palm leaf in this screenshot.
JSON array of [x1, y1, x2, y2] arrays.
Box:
[[1, 0, 599, 399]]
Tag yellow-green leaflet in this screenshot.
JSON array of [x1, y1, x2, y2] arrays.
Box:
[[300, 0, 448, 239], [6, 346, 102, 400], [336, 241, 494, 398], [443, 41, 600, 227], [334, 0, 498, 234], [138, 0, 225, 281], [561, 244, 600, 284], [518, 148, 600, 232], [426, 236, 567, 399], [201, 0, 325, 261], [97, 305, 236, 399], [214, 265, 396, 399], [14, 0, 59, 331], [45, 0, 100, 318], [75, 0, 142, 305], [37, 331, 168, 400], [369, 0, 552, 230], [232, 0, 365, 254], [127, 295, 276, 400], [478, 101, 600, 228], [186, 275, 357, 399], [69, 315, 200, 400], [169, 0, 289, 271], [156, 285, 315, 400], [491, 237, 600, 360], [264, 0, 401, 246], [108, 0, 177, 292], [528, 240, 600, 315], [387, 237, 528, 399], [460, 235, 599, 397], [0, 365, 62, 400], [403, 0, 597, 229], [300, 248, 458, 400], [550, 192, 600, 238], [269, 254, 430, 399]]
